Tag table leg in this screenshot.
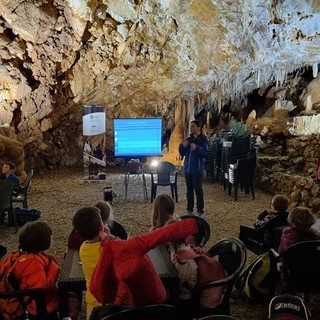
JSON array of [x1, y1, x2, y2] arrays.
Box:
[[58, 284, 69, 319]]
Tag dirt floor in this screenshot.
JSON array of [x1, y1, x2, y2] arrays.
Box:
[[1, 165, 277, 319]]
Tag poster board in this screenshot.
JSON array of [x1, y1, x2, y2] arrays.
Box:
[[83, 105, 106, 181]]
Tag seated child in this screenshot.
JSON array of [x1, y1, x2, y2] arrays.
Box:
[[150, 193, 178, 231], [71, 207, 114, 319], [254, 194, 289, 249], [0, 221, 59, 319], [165, 218, 227, 319], [68, 200, 113, 250], [71, 206, 198, 318], [254, 194, 289, 228], [150, 194, 197, 246], [278, 206, 320, 253]]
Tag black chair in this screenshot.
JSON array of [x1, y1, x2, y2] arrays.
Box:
[[228, 148, 257, 201], [197, 316, 240, 320], [192, 238, 247, 318], [0, 288, 47, 320], [0, 245, 6, 260], [124, 162, 147, 199], [0, 180, 20, 232], [239, 213, 289, 255], [270, 240, 320, 296], [100, 304, 177, 320], [109, 220, 128, 240], [150, 161, 178, 203], [12, 169, 34, 209], [180, 215, 211, 247], [221, 130, 251, 190]]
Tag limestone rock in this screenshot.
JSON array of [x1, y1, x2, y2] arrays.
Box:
[[0, 0, 319, 169]]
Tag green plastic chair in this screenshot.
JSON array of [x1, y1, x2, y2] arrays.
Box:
[[12, 169, 34, 209], [0, 180, 20, 232]]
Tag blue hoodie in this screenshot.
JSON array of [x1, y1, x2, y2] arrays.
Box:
[[179, 132, 208, 174]]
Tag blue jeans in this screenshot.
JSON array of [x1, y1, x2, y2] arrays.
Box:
[[185, 173, 204, 213]]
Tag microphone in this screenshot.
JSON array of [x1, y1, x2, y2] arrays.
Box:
[[186, 136, 195, 143]]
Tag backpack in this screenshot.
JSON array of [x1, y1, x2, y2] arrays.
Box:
[[0, 252, 26, 320], [177, 246, 228, 308], [13, 208, 41, 226], [233, 251, 275, 303]]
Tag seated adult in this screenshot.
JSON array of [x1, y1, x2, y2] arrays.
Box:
[[2, 161, 19, 183]]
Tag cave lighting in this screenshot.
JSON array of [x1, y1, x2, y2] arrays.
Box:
[[151, 159, 159, 167]]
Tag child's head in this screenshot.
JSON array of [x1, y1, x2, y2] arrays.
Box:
[[288, 206, 315, 230], [72, 206, 103, 240], [151, 194, 175, 230], [271, 194, 289, 212], [19, 221, 52, 253], [93, 200, 113, 223], [2, 161, 16, 176]]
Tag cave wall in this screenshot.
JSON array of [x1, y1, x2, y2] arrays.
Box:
[[249, 114, 320, 208], [0, 0, 320, 169]]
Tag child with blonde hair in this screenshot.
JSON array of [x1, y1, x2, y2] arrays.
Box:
[[278, 206, 320, 253], [150, 194, 177, 231]]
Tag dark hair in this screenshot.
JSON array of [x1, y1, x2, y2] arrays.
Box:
[[272, 195, 289, 212], [72, 206, 102, 240], [93, 200, 113, 223], [4, 161, 16, 170], [191, 120, 202, 128], [19, 221, 52, 253]]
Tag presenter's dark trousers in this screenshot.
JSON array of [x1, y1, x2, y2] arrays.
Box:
[[185, 173, 204, 213]]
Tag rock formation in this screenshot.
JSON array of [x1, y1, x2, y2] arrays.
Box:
[[0, 0, 319, 176]]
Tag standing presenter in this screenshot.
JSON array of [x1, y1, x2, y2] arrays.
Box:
[[179, 120, 208, 216]]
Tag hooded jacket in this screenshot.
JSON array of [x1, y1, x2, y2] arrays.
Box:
[[90, 218, 198, 307], [179, 132, 208, 174], [12, 252, 59, 315]]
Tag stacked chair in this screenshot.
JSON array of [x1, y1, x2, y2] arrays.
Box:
[[227, 147, 257, 201], [206, 122, 257, 201], [206, 122, 249, 185], [221, 130, 252, 190]]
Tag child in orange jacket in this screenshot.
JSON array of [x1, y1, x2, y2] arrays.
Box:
[[12, 221, 60, 319]]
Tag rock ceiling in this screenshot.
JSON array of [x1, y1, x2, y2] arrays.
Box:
[[0, 0, 320, 167]]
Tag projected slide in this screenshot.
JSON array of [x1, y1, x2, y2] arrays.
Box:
[[114, 118, 162, 157]]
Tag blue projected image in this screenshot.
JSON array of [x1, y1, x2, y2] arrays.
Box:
[[113, 118, 162, 157]]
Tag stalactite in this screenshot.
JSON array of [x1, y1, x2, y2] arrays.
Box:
[[313, 63, 318, 78], [216, 81, 222, 113]]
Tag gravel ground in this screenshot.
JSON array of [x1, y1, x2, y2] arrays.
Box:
[[1, 165, 274, 319]]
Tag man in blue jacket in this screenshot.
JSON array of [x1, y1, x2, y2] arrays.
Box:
[[179, 120, 208, 216]]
